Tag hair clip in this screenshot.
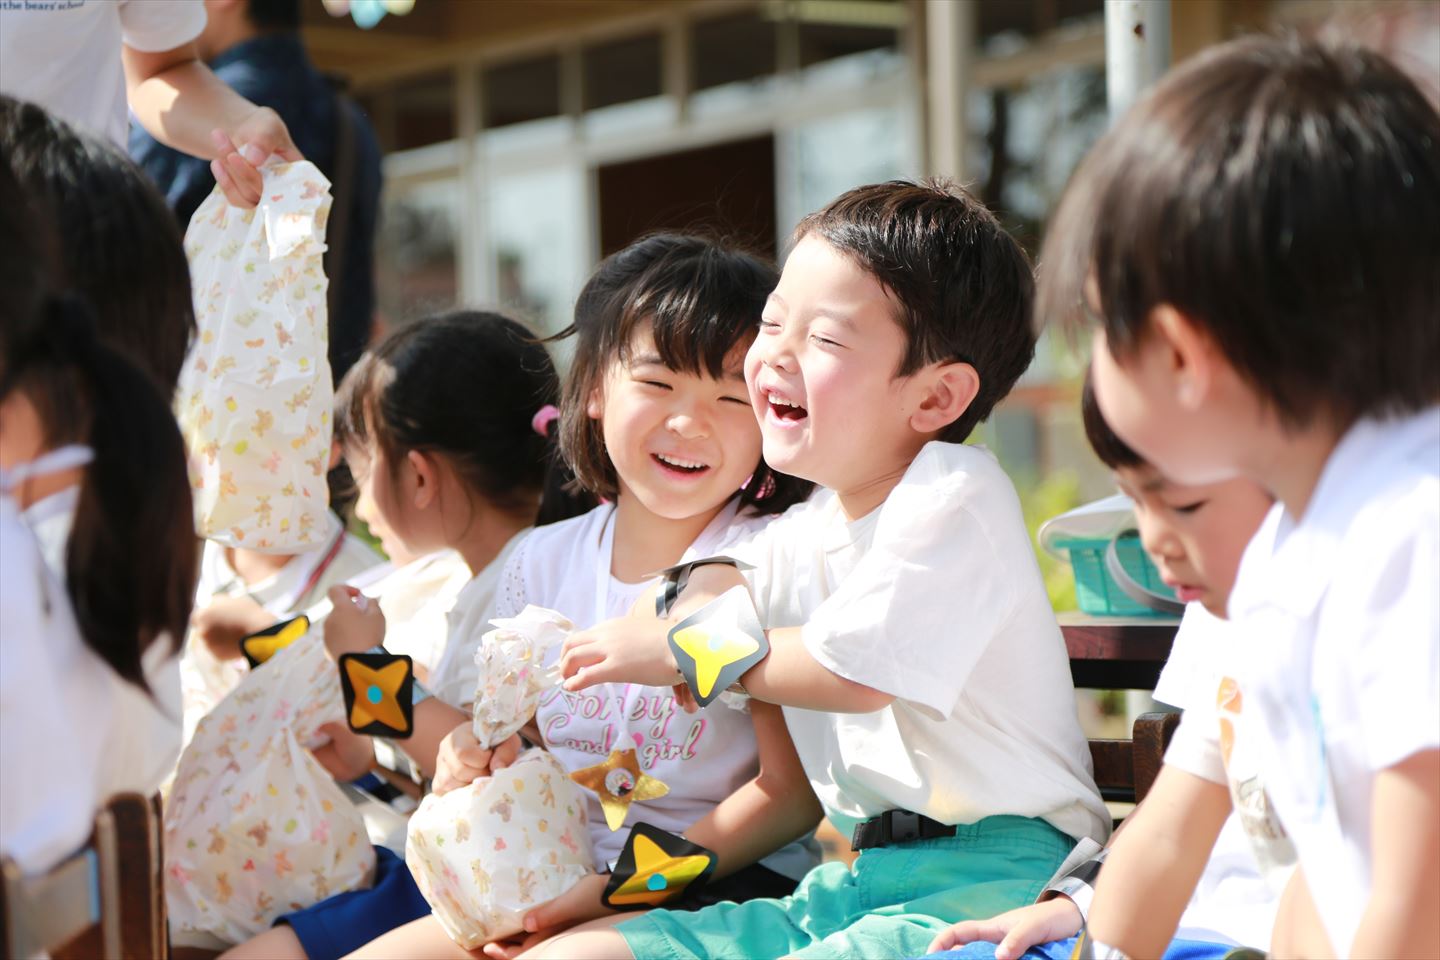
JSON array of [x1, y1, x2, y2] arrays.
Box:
[[240, 614, 310, 668], [338, 652, 415, 738], [602, 823, 716, 910], [531, 404, 561, 437]]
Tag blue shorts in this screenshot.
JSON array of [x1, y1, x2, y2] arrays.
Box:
[[276, 845, 430, 960], [930, 935, 1246, 960]]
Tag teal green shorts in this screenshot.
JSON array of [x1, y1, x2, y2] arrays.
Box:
[[618, 815, 1073, 960]]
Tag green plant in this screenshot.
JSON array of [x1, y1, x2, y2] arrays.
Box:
[[1018, 468, 1081, 612]]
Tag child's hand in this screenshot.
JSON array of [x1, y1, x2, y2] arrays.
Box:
[[323, 584, 385, 659], [432, 726, 522, 795], [191, 594, 274, 661], [208, 115, 302, 209], [479, 873, 613, 960], [925, 897, 1083, 958], [559, 617, 680, 691], [310, 721, 376, 782]]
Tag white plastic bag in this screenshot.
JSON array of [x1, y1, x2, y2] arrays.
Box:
[[406, 607, 594, 947], [164, 635, 374, 944], [177, 162, 334, 552]]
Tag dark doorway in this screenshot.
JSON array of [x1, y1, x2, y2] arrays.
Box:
[[596, 134, 777, 260]]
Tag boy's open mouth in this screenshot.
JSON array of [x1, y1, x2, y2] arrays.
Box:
[[653, 453, 709, 475], [768, 396, 808, 423]]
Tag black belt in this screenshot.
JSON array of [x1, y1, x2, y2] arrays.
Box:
[[850, 809, 956, 851]]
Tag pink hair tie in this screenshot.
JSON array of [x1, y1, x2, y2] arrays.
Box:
[[531, 404, 561, 437]]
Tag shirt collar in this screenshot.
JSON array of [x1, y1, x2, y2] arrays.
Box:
[[1232, 408, 1440, 620]]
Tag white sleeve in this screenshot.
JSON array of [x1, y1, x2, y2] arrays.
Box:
[[1163, 696, 1228, 785], [491, 535, 531, 622], [1153, 605, 1223, 711], [118, 0, 205, 52], [1351, 510, 1440, 771], [800, 471, 1014, 719]]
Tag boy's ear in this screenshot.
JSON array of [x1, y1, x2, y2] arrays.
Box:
[[406, 449, 438, 510], [909, 361, 981, 435], [1150, 305, 1216, 411]]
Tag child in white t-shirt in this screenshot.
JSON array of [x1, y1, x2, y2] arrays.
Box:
[[343, 233, 822, 960], [219, 310, 576, 960], [0, 291, 197, 868], [1039, 35, 1439, 959], [925, 377, 1280, 960], [549, 181, 1108, 960]]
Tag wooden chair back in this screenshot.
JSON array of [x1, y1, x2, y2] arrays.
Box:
[[1, 792, 167, 960]]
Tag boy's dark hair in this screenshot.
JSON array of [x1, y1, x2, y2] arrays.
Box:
[[1081, 371, 1144, 471], [336, 310, 589, 527], [246, 0, 301, 31], [553, 232, 811, 514], [1040, 35, 1440, 426], [795, 179, 1037, 444], [0, 96, 196, 393]]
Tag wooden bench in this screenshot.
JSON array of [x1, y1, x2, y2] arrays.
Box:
[[1062, 613, 1181, 810], [1, 792, 167, 960]]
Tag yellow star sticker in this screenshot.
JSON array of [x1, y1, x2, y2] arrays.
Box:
[[666, 586, 769, 707], [240, 615, 310, 667], [568, 748, 670, 831], [670, 613, 759, 699], [601, 824, 717, 910], [342, 657, 411, 734]]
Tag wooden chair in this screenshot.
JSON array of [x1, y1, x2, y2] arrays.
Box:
[[1, 792, 167, 960], [1062, 614, 1182, 816]]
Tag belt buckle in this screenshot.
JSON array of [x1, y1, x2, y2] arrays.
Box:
[[888, 810, 921, 844]]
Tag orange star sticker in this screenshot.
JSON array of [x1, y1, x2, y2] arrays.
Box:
[[339, 653, 414, 737], [240, 614, 310, 667], [602, 823, 716, 909], [568, 748, 669, 831]]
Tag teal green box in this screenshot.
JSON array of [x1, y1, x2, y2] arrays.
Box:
[[1054, 534, 1176, 618]]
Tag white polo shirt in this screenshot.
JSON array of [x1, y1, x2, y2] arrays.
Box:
[[741, 441, 1111, 846], [1229, 408, 1440, 955]]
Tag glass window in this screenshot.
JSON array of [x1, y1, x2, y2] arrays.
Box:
[[797, 20, 899, 69], [692, 11, 777, 90], [484, 54, 562, 128], [391, 72, 455, 151], [375, 178, 460, 325], [487, 165, 588, 340], [583, 33, 663, 110], [966, 64, 1107, 252], [786, 106, 911, 233], [978, 0, 1103, 53]]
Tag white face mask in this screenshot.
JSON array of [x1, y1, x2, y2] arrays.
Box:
[[0, 445, 94, 580]]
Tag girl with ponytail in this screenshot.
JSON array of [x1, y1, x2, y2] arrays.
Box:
[[1, 255, 198, 867]]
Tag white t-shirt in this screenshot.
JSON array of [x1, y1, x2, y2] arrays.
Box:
[[0, 489, 108, 874], [1153, 605, 1280, 949], [24, 486, 184, 802], [180, 520, 384, 743], [495, 502, 820, 880], [1226, 408, 1440, 956], [0, 0, 205, 146], [738, 441, 1111, 845], [375, 549, 474, 700], [425, 532, 525, 710]]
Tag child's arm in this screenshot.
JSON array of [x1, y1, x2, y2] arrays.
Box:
[[561, 564, 894, 713], [1349, 748, 1440, 959], [1084, 765, 1230, 957], [500, 700, 822, 952]]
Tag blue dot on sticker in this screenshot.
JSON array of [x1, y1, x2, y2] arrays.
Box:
[[646, 874, 668, 892], [366, 684, 382, 704], [708, 635, 724, 652]]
